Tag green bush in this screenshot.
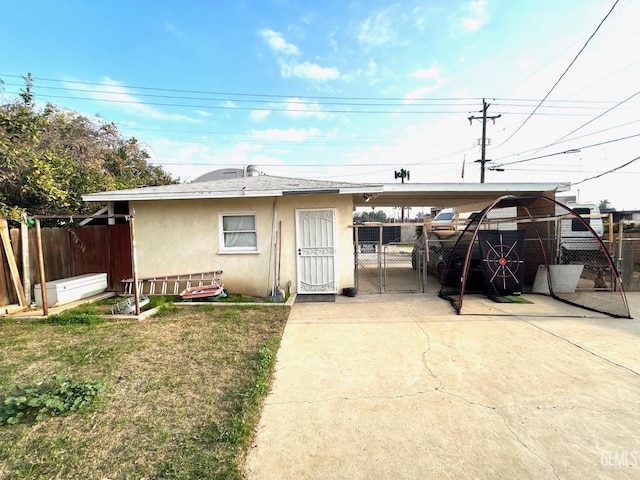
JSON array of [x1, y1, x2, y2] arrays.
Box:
[[0, 374, 104, 425]]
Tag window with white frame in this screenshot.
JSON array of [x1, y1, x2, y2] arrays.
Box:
[[220, 213, 257, 252]]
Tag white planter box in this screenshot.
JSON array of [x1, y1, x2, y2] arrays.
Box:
[[34, 273, 108, 308]]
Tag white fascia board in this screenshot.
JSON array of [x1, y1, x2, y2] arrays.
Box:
[[82, 190, 285, 202], [83, 185, 385, 202], [338, 186, 384, 194]]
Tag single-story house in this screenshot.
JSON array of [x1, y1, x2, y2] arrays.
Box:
[[82, 173, 569, 297]]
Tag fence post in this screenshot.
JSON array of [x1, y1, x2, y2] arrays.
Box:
[[617, 220, 624, 275], [129, 210, 141, 316], [608, 213, 614, 248], [354, 225, 359, 293], [20, 220, 31, 304], [35, 219, 48, 315], [377, 224, 383, 293]]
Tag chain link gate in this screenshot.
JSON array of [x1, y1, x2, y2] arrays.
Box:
[[355, 242, 424, 293], [353, 225, 443, 294]]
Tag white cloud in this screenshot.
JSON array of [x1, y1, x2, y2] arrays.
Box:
[[405, 64, 447, 101], [366, 59, 377, 77], [460, 0, 488, 32], [251, 127, 321, 142], [195, 110, 211, 117], [358, 11, 393, 46], [328, 29, 338, 53], [250, 109, 272, 121], [223, 100, 237, 108], [358, 6, 408, 47], [411, 64, 442, 80], [282, 98, 330, 119], [258, 28, 340, 81], [259, 29, 300, 56], [66, 77, 201, 123], [281, 61, 340, 80]]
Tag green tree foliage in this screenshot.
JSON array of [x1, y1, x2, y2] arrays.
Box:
[[353, 209, 389, 223], [598, 199, 614, 212], [0, 75, 176, 220]]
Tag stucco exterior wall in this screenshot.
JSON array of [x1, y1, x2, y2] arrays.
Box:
[[130, 194, 354, 297]]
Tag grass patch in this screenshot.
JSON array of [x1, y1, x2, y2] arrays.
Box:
[[0, 305, 289, 478], [45, 304, 104, 325]]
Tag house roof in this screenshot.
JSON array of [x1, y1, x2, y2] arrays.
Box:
[[82, 175, 384, 202], [356, 182, 571, 209], [82, 174, 569, 209]]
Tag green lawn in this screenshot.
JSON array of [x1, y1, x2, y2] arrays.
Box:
[[0, 304, 289, 479]]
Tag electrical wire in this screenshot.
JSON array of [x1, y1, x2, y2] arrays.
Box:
[[0, 72, 479, 103], [493, 118, 640, 162], [495, 0, 620, 149], [497, 132, 640, 167], [572, 155, 640, 185]]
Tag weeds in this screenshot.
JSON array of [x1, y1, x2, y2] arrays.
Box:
[[0, 375, 104, 425]]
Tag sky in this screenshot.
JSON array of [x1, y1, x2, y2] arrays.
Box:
[[1, 0, 639, 211]]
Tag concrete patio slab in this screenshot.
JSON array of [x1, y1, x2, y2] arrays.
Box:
[[244, 293, 640, 479]]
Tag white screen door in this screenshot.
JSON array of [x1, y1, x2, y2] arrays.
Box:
[[296, 209, 337, 294]]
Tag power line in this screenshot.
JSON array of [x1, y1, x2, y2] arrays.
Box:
[[498, 90, 640, 165], [5, 87, 626, 118], [4, 74, 639, 115], [0, 91, 483, 115], [495, 0, 620, 149], [0, 72, 480, 103], [8, 78, 639, 111], [5, 89, 637, 117], [493, 118, 640, 162], [0, 81, 481, 108], [496, 132, 640, 168], [493, 89, 640, 164], [572, 155, 640, 185]]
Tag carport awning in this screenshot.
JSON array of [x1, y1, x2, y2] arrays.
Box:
[[353, 182, 571, 209]]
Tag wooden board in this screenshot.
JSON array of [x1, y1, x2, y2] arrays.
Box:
[[0, 219, 27, 307]]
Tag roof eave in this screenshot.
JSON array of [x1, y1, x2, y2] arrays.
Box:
[[82, 185, 384, 202]]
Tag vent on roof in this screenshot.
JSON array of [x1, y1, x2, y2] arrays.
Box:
[[192, 166, 262, 182], [245, 165, 261, 177]]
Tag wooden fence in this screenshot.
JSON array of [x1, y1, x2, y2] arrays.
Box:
[[0, 224, 131, 306]]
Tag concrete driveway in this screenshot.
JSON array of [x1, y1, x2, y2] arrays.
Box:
[[244, 293, 640, 479]]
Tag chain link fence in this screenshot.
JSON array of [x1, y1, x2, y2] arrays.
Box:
[[354, 225, 640, 295], [354, 225, 454, 294], [613, 237, 640, 291], [354, 224, 421, 293]]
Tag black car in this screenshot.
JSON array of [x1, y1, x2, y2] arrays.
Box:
[[412, 231, 461, 283]]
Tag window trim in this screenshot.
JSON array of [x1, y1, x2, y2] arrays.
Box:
[[218, 212, 259, 253]]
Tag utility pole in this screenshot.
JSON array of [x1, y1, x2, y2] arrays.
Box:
[[468, 99, 501, 183]]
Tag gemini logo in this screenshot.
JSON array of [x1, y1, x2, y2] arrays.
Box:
[[600, 450, 638, 468]]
